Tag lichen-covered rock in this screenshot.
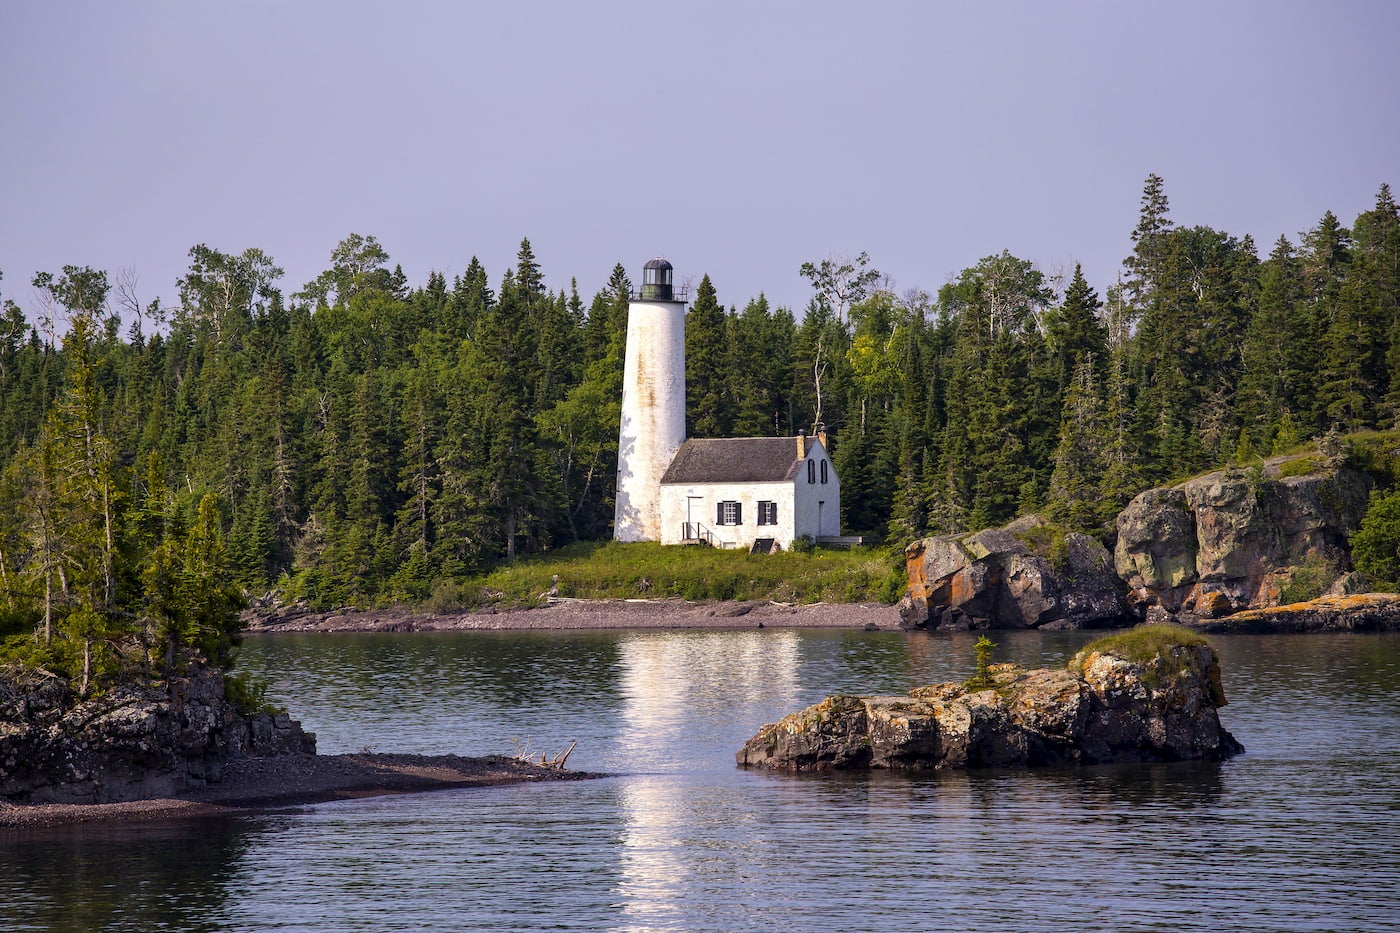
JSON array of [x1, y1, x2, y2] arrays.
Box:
[[1114, 464, 1371, 621], [0, 664, 315, 804], [1190, 593, 1400, 633], [736, 634, 1242, 771], [900, 515, 1131, 631]]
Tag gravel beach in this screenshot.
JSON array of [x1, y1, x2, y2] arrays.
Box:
[[242, 597, 903, 634]]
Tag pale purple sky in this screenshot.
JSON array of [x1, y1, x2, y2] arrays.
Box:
[[2, 1, 1396, 321]]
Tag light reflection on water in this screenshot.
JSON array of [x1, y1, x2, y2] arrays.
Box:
[[3, 629, 1399, 932]]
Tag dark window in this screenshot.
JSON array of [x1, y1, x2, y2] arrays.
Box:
[[808, 460, 815, 484], [717, 500, 742, 525], [820, 459, 829, 484], [758, 501, 778, 525]]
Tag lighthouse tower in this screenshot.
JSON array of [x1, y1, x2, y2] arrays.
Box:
[[614, 258, 688, 542]]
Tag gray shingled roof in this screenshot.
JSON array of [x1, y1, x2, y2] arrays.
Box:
[[660, 437, 806, 484]]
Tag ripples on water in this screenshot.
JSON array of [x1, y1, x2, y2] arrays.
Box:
[[4, 630, 1399, 932]]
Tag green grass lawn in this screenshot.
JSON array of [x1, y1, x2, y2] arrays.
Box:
[[437, 540, 906, 609]]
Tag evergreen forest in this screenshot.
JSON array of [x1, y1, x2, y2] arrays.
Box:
[[1, 176, 1398, 678]]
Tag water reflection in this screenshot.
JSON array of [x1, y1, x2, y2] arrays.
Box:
[[1, 816, 262, 933], [4, 630, 1397, 933], [616, 631, 801, 767], [613, 631, 801, 928]]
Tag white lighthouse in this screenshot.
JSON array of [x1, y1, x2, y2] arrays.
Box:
[[614, 258, 688, 542]]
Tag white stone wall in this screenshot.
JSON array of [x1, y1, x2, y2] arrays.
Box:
[[614, 297, 687, 542], [659, 481, 797, 549], [656, 439, 842, 550], [793, 440, 841, 539]]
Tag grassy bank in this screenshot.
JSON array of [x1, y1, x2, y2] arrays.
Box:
[[426, 541, 906, 610]]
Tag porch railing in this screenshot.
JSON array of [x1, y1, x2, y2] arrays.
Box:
[[681, 522, 715, 546]]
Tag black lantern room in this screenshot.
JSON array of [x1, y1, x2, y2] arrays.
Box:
[[639, 258, 674, 301]]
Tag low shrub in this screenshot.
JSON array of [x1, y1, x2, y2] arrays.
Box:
[[1278, 554, 1336, 604], [224, 673, 284, 715], [1013, 522, 1071, 571], [1276, 455, 1323, 479]]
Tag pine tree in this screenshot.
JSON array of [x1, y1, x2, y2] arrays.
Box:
[[888, 314, 932, 541], [686, 275, 733, 437], [1044, 264, 1107, 390], [1238, 236, 1307, 442], [1302, 211, 1367, 430], [728, 295, 795, 436], [1343, 184, 1400, 422], [1123, 173, 1174, 312], [1046, 357, 1109, 531], [449, 257, 493, 341]]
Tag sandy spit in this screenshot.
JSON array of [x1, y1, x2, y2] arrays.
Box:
[[242, 598, 904, 634], [0, 753, 595, 828]]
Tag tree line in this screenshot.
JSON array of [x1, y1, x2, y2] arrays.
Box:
[[0, 177, 1397, 679]]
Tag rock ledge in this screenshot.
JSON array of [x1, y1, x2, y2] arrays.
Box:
[[1, 664, 315, 805]]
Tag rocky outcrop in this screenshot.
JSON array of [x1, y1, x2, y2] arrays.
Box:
[[0, 665, 315, 805], [1189, 593, 1400, 633], [736, 634, 1242, 770], [900, 516, 1131, 630], [1115, 465, 1372, 622]]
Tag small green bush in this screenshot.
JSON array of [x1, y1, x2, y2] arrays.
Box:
[[1278, 554, 1336, 604], [1352, 488, 1400, 591], [1014, 522, 1071, 571], [1276, 455, 1323, 479], [225, 673, 284, 715], [424, 578, 467, 613], [1344, 428, 1400, 487], [965, 635, 998, 689]]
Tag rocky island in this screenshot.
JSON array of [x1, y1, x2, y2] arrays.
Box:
[[737, 625, 1242, 771], [1, 661, 589, 825]]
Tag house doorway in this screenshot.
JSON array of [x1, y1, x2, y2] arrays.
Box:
[[685, 496, 705, 541]]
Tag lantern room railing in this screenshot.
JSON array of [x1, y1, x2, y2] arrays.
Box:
[[630, 285, 689, 302]]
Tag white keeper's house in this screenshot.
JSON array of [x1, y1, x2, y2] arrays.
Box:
[[613, 258, 842, 551]]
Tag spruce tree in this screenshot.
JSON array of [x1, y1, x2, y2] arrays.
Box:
[[1238, 236, 1307, 442], [1044, 263, 1107, 391], [1046, 357, 1109, 531], [686, 274, 733, 437], [1123, 173, 1174, 312], [728, 295, 795, 436]]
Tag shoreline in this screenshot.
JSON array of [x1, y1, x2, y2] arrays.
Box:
[[239, 592, 1400, 636], [241, 598, 904, 634], [1, 753, 597, 829], [4, 602, 889, 829]]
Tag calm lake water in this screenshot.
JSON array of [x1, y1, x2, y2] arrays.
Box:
[[5, 628, 1400, 932]]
